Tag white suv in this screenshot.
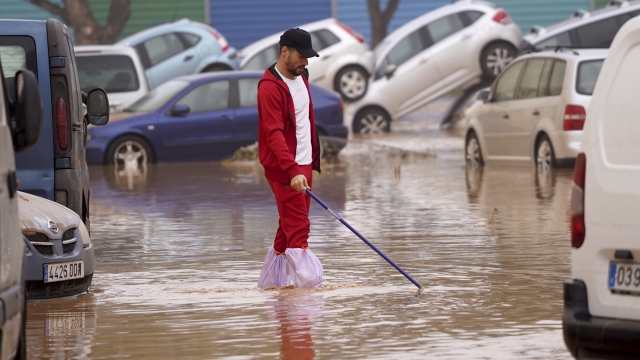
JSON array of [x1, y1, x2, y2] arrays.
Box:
[[75, 45, 150, 113], [344, 0, 522, 134], [239, 18, 371, 101], [563, 15, 640, 359]]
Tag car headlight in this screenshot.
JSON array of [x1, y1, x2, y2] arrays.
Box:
[[78, 221, 91, 248]]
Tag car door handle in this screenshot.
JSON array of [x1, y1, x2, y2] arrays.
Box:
[[220, 115, 232, 121], [419, 57, 429, 64], [532, 110, 540, 116], [503, 114, 509, 119], [322, 54, 332, 60], [184, 54, 194, 62], [462, 33, 472, 41]]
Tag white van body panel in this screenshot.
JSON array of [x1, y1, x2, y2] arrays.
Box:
[[575, 15, 640, 320]]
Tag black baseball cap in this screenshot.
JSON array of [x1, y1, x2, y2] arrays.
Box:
[[279, 28, 319, 58]]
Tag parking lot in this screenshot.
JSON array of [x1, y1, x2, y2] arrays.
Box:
[[24, 101, 574, 359]]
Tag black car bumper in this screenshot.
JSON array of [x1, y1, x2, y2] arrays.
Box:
[[563, 279, 640, 359]]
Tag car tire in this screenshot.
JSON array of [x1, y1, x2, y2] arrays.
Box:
[[465, 131, 484, 166], [106, 135, 155, 167], [353, 108, 391, 134], [334, 66, 368, 102], [536, 134, 556, 171], [480, 42, 516, 79], [202, 64, 231, 72]]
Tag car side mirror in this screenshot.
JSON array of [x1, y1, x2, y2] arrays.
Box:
[[86, 88, 109, 125], [11, 69, 43, 152], [385, 64, 397, 78], [477, 89, 491, 102], [170, 104, 190, 117]]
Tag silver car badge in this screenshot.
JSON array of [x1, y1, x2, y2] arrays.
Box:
[[48, 220, 59, 234]]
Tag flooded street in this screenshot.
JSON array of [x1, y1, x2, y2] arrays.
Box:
[[26, 100, 574, 359]]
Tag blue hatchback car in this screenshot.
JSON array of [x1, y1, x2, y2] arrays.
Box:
[[86, 71, 348, 167], [116, 18, 240, 89]]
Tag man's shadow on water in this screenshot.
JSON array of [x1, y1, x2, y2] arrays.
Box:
[[266, 292, 324, 360]]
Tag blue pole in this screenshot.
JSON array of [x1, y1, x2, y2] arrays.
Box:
[[306, 189, 424, 292]]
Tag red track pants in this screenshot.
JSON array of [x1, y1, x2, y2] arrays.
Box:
[[268, 164, 313, 254]]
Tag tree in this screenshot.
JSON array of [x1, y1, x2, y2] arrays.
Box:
[[28, 0, 131, 45], [367, 0, 400, 48]]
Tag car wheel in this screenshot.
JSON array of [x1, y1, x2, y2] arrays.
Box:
[[536, 134, 556, 171], [480, 42, 516, 79], [106, 135, 155, 169], [334, 66, 368, 102], [465, 132, 484, 166], [353, 108, 390, 134], [202, 64, 230, 72]]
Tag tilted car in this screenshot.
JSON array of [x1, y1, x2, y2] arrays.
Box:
[[344, 0, 522, 134], [19, 191, 95, 299], [0, 18, 110, 232], [85, 71, 347, 168], [519, 0, 640, 53], [116, 18, 239, 89], [239, 18, 371, 102], [563, 15, 640, 359], [75, 45, 150, 114], [464, 48, 607, 169]]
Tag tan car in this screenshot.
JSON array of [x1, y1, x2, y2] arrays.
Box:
[[464, 48, 607, 169]]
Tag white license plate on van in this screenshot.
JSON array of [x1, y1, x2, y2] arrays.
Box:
[[44, 261, 84, 283], [608, 262, 640, 292]]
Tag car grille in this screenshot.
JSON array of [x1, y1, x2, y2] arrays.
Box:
[[23, 228, 78, 256], [26, 274, 93, 299]]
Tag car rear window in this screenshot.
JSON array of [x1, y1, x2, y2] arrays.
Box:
[[76, 55, 140, 93], [0, 36, 37, 102], [576, 59, 604, 95], [126, 79, 189, 112]]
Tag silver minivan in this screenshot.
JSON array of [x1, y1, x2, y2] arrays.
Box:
[[464, 48, 607, 169]]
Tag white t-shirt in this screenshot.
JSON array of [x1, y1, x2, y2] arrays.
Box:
[[275, 66, 312, 165]]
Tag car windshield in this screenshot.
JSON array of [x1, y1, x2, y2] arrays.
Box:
[[77, 55, 140, 93], [125, 80, 190, 112], [576, 59, 604, 95]]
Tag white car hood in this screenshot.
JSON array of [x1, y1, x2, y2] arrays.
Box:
[[18, 191, 81, 239]]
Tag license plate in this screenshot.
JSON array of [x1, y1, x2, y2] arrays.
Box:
[[608, 261, 640, 292], [44, 261, 84, 283]]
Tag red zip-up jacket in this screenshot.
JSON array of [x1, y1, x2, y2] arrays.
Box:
[[257, 64, 321, 184]]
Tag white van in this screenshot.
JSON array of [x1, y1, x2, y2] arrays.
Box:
[[0, 66, 43, 358], [563, 15, 640, 359]]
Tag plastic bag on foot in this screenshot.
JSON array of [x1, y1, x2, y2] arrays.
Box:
[[258, 247, 292, 288], [285, 248, 323, 288]]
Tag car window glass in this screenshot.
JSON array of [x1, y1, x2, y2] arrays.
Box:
[[575, 17, 619, 47], [127, 80, 190, 112], [427, 13, 465, 43], [536, 32, 572, 48], [309, 31, 325, 52], [144, 33, 185, 67], [177, 80, 229, 113], [517, 59, 545, 99], [0, 37, 37, 103], [576, 59, 604, 95], [315, 29, 340, 48], [493, 61, 524, 102], [536, 59, 554, 97], [180, 32, 201, 48], [238, 78, 260, 107], [77, 55, 140, 93], [461, 11, 483, 26], [548, 60, 566, 96], [0, 46, 26, 79], [243, 44, 279, 71], [377, 31, 423, 78]]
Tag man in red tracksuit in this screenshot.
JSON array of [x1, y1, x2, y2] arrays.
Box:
[[257, 28, 323, 289]]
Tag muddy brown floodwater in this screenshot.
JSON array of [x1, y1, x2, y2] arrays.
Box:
[[26, 101, 574, 359]]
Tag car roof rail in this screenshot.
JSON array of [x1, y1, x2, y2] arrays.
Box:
[[606, 0, 629, 7], [528, 25, 545, 35], [571, 9, 591, 18]]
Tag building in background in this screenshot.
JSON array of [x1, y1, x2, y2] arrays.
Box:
[[3, 0, 595, 48]]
